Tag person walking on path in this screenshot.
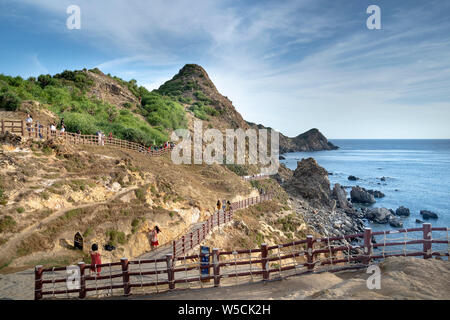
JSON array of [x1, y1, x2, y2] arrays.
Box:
[[89, 243, 102, 277], [216, 200, 222, 211]]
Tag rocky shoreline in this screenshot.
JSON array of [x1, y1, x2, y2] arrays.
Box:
[[277, 158, 439, 240]]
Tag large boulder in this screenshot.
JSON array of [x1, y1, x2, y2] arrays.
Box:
[[285, 158, 331, 207], [350, 186, 376, 204], [388, 215, 403, 228], [395, 206, 410, 216], [420, 210, 438, 219], [348, 175, 359, 181], [365, 208, 392, 224], [332, 183, 355, 214]]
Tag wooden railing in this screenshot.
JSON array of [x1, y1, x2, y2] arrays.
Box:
[[243, 174, 271, 181], [34, 223, 449, 300], [172, 193, 273, 258], [0, 119, 172, 157]]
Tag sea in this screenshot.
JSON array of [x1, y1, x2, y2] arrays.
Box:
[[281, 140, 450, 253]]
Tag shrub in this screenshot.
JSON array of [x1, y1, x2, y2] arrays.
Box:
[[0, 90, 21, 111], [0, 215, 16, 232], [16, 207, 25, 214], [106, 230, 126, 246]]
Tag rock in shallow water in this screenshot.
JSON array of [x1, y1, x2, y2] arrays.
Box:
[[348, 175, 359, 181], [420, 210, 438, 219], [395, 206, 410, 216], [350, 186, 376, 204]]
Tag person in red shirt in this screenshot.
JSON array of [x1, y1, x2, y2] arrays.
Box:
[[90, 243, 102, 276]]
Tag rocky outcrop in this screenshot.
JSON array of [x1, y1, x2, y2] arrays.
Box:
[[364, 208, 403, 227], [420, 210, 438, 219], [274, 163, 293, 184], [365, 208, 392, 223], [277, 128, 339, 153], [348, 175, 359, 181], [284, 158, 331, 208], [332, 183, 355, 214], [350, 186, 376, 204], [388, 215, 403, 228], [395, 206, 410, 216]]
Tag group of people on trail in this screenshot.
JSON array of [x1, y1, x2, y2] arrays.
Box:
[[23, 116, 176, 156], [88, 225, 161, 277], [26, 114, 66, 137], [217, 200, 232, 212], [147, 141, 174, 152]]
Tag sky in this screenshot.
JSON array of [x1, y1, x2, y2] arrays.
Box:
[[1, 0, 450, 139]]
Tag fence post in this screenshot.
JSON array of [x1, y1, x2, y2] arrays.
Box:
[[363, 228, 373, 265], [182, 235, 185, 255], [197, 228, 200, 246], [261, 243, 269, 280], [212, 248, 220, 287], [306, 235, 314, 270], [173, 240, 176, 258], [202, 223, 205, 240], [34, 265, 43, 300], [190, 232, 193, 250], [1, 119, 4, 134], [121, 258, 131, 296], [78, 262, 86, 299], [166, 254, 175, 290], [21, 120, 25, 137], [423, 223, 432, 259]]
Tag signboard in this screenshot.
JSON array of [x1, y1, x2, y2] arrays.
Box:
[[200, 246, 210, 282], [74, 232, 83, 250]]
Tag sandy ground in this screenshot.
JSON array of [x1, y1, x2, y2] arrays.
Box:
[[128, 257, 450, 300]]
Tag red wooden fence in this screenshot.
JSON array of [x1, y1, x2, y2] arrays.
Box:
[[34, 223, 449, 300]]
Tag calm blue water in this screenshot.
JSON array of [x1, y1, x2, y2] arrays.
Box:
[[281, 140, 450, 235]]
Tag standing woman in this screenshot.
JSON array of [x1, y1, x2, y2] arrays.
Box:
[[149, 226, 160, 250], [89, 243, 102, 277]]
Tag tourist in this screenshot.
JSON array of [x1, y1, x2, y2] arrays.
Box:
[[59, 117, 65, 129], [60, 125, 65, 135], [89, 243, 102, 276], [216, 200, 222, 211], [108, 132, 113, 143], [26, 114, 33, 133], [226, 200, 231, 211], [37, 122, 43, 139], [97, 130, 102, 145], [149, 226, 160, 250], [50, 123, 56, 137]]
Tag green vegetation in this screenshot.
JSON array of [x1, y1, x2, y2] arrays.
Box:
[[83, 226, 93, 237], [106, 230, 127, 246], [16, 207, 25, 214], [134, 186, 147, 203], [0, 184, 7, 205], [63, 208, 83, 220], [227, 164, 249, 176], [188, 102, 218, 120], [0, 215, 16, 232], [0, 69, 188, 145]]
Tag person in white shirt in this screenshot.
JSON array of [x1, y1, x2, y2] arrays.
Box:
[[60, 125, 65, 135], [26, 114, 33, 132]]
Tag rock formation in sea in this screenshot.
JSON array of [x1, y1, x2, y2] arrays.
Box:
[[350, 186, 376, 204]]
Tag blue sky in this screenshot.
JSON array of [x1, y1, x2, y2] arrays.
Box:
[[1, 0, 450, 138]]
